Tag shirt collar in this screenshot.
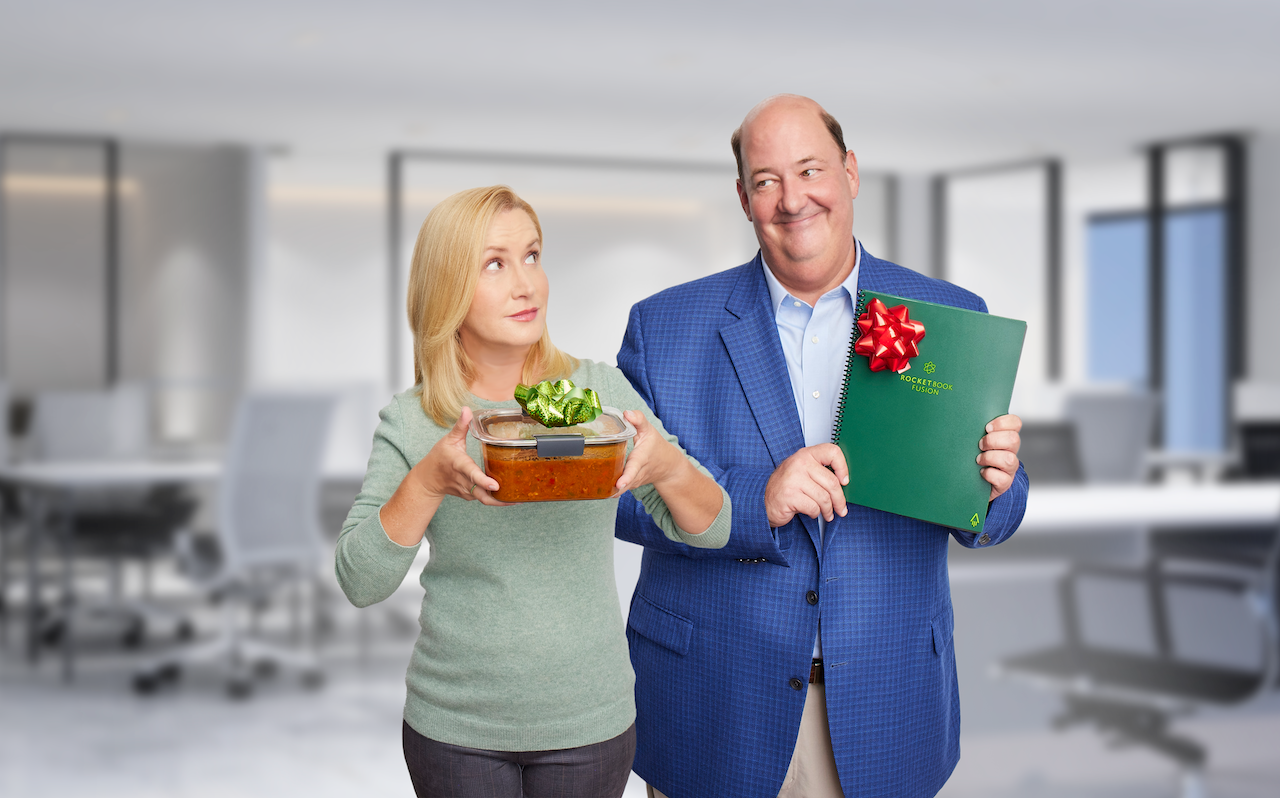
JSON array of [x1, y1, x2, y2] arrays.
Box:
[[762, 239, 862, 314]]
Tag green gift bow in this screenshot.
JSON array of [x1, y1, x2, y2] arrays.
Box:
[[513, 379, 603, 427]]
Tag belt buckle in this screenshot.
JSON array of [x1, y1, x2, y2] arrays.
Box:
[[809, 658, 823, 684]]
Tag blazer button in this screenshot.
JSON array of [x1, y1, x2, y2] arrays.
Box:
[[806, 590, 818, 605], [789, 677, 804, 691], [978, 533, 991, 545]]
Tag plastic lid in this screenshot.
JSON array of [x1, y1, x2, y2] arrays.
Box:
[[469, 406, 636, 448]]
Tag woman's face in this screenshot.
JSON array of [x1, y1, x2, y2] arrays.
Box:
[[458, 208, 548, 360]]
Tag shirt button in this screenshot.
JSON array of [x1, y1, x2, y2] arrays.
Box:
[[790, 677, 804, 691], [806, 590, 818, 605], [811, 391, 820, 399], [811, 336, 819, 343], [792, 300, 802, 307]]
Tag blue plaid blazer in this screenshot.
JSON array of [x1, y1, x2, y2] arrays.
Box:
[[615, 251, 1029, 798]]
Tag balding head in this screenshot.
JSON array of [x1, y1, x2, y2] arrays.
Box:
[[731, 95, 848, 183]]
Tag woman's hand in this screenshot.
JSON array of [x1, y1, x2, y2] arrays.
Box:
[[380, 408, 508, 546], [413, 407, 508, 505], [616, 410, 722, 535], [615, 410, 684, 494]]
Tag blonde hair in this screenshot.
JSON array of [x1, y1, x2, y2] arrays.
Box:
[[407, 185, 578, 426]]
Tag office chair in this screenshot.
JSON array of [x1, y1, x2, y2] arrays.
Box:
[[133, 392, 335, 699], [1065, 390, 1157, 483], [1015, 421, 1085, 485], [996, 520, 1278, 796], [27, 386, 198, 649], [1239, 421, 1280, 478], [993, 397, 1280, 796]]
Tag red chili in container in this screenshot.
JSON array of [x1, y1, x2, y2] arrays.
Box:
[[469, 407, 636, 502]]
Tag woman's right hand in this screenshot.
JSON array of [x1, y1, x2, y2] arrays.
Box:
[[411, 407, 508, 505]]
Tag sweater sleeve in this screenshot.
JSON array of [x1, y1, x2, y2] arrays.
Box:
[[334, 394, 423, 608], [597, 363, 731, 550]]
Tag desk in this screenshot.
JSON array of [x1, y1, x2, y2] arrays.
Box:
[[0, 459, 220, 681], [1019, 483, 1280, 534]]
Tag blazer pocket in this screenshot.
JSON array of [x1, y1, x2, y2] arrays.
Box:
[[628, 593, 694, 656], [930, 604, 956, 657]]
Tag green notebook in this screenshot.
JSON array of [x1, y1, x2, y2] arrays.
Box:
[[832, 290, 1026, 533]]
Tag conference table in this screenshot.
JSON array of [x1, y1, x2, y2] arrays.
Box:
[[0, 459, 221, 681], [4, 464, 1278, 683], [1017, 482, 1280, 534]]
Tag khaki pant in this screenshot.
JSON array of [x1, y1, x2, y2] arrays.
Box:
[[647, 682, 844, 798]]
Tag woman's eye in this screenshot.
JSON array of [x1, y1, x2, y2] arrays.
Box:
[[483, 259, 502, 272], [524, 252, 538, 265]]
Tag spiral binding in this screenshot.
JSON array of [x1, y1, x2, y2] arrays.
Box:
[[831, 289, 871, 444]]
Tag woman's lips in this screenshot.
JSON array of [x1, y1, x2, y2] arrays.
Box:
[[508, 308, 539, 322]]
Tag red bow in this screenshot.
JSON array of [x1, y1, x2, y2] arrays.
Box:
[[854, 298, 926, 373]]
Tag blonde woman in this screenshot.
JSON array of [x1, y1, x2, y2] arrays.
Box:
[[335, 186, 730, 798]]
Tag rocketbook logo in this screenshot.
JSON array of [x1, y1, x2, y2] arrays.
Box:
[[923, 361, 936, 374]]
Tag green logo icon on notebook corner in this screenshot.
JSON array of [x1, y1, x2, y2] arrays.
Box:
[[923, 361, 937, 374], [969, 513, 980, 528]]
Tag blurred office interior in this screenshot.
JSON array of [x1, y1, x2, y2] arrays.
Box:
[[2, 2, 1280, 797]]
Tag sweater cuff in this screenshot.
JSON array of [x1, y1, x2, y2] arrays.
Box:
[[670, 486, 732, 549]]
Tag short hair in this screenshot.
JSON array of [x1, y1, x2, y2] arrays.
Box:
[[731, 107, 848, 183], [406, 185, 577, 426]]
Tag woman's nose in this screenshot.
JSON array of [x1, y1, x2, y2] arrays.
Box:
[[510, 264, 535, 296]]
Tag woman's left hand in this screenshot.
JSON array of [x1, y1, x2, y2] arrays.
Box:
[[615, 410, 683, 495]]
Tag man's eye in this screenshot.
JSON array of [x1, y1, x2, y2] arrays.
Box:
[[484, 259, 502, 272], [756, 178, 775, 189], [525, 251, 538, 265], [801, 168, 817, 177]]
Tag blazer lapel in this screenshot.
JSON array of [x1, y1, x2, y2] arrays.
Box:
[[719, 255, 820, 545]]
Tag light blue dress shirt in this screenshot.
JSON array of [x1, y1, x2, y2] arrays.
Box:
[[761, 239, 862, 658]]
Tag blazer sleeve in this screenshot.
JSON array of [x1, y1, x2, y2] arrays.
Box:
[[615, 301, 791, 564], [950, 462, 1028, 548]]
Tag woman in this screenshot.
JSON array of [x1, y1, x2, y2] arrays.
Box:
[[335, 185, 730, 798]]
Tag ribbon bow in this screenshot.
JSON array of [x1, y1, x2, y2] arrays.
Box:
[[513, 379, 603, 427], [854, 298, 926, 374]]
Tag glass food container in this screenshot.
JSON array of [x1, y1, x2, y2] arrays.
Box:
[[469, 407, 637, 502]]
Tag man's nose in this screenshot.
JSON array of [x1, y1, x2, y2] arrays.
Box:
[[778, 177, 806, 215]]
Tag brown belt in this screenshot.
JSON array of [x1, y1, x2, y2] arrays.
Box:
[[809, 658, 823, 684]]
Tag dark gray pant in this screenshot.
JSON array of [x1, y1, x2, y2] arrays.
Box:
[[402, 720, 636, 798]]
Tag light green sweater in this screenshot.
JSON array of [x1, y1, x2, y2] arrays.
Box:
[[335, 359, 730, 752]]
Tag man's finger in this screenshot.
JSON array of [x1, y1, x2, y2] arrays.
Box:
[[985, 414, 1022, 433], [980, 430, 1021, 454], [977, 450, 1019, 474], [981, 465, 1013, 493], [828, 446, 850, 486]]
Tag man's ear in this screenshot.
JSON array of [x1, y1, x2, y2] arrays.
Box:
[[735, 179, 753, 221], [845, 150, 860, 200]]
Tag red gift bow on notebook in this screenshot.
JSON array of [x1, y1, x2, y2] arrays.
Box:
[[854, 298, 926, 374]]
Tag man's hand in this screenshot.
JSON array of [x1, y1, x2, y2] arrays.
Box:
[[764, 444, 849, 528], [978, 414, 1022, 501]]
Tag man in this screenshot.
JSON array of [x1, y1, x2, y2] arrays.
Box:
[[614, 94, 1027, 798]]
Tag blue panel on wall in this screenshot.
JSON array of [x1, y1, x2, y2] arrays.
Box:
[[1087, 215, 1148, 385], [1163, 207, 1226, 453]]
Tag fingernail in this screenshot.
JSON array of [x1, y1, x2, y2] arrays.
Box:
[[841, 477, 849, 485], [986, 423, 993, 432]]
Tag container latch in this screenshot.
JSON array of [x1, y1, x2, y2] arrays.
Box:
[[535, 434, 585, 458]]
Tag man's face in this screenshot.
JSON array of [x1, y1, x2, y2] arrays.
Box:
[[735, 101, 859, 300]]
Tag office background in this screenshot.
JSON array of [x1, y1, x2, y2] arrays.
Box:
[[2, 2, 1280, 797]]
